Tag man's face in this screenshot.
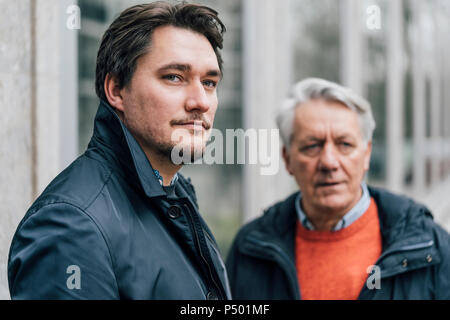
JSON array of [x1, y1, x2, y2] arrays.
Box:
[[119, 25, 221, 162], [283, 99, 372, 216]]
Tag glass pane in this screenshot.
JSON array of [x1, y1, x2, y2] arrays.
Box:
[[290, 0, 340, 82]]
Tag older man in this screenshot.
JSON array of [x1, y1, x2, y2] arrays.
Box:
[[226, 78, 450, 300]]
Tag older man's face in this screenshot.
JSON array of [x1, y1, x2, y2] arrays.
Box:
[[283, 99, 372, 216]]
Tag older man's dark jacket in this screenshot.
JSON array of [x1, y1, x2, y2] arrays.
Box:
[[226, 187, 450, 299], [8, 101, 231, 300]]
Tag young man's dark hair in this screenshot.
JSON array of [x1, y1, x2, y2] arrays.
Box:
[[95, 1, 226, 102], [8, 1, 230, 300]]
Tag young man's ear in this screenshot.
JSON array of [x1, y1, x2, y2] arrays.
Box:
[[104, 73, 125, 113]]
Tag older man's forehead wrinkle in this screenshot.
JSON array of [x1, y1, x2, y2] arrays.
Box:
[[301, 119, 360, 138], [298, 136, 324, 144]]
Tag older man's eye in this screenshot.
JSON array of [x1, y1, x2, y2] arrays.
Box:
[[300, 144, 321, 154], [338, 142, 354, 152]]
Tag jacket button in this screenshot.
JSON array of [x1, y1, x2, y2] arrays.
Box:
[[426, 254, 432, 263], [206, 292, 218, 300], [167, 206, 181, 219], [402, 259, 408, 267]]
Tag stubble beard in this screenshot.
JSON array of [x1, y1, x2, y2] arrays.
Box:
[[133, 126, 207, 165]]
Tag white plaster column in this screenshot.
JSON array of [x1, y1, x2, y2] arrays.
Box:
[[34, 0, 62, 194], [340, 0, 364, 96], [0, 0, 34, 300]]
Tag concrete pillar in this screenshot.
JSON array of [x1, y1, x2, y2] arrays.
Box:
[[242, 0, 294, 222], [340, 0, 364, 96], [0, 0, 78, 299], [0, 1, 34, 299], [34, 0, 62, 194]]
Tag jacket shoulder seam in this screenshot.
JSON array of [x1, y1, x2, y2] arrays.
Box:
[[81, 169, 114, 211]]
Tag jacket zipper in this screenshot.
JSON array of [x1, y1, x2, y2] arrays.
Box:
[[183, 203, 224, 300], [245, 236, 301, 299]]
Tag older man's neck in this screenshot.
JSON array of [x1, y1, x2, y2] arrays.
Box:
[[307, 214, 345, 231], [303, 193, 363, 231]]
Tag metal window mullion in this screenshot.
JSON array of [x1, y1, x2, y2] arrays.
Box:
[[411, 0, 426, 194], [386, 0, 404, 192]]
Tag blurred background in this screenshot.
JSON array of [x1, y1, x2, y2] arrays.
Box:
[[1, 0, 450, 299]]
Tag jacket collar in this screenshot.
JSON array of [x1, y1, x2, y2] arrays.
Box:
[[243, 192, 299, 263], [367, 186, 435, 250], [247, 186, 436, 259], [88, 100, 166, 198]]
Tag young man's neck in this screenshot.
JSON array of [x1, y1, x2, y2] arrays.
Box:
[[112, 108, 181, 186], [145, 150, 181, 186]]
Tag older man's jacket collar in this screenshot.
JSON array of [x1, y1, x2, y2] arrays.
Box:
[[368, 186, 435, 251], [244, 186, 437, 262], [87, 100, 166, 198]]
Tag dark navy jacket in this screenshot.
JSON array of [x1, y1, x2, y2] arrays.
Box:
[[226, 187, 450, 299], [8, 101, 231, 300]]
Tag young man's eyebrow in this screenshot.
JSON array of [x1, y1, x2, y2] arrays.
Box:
[[158, 63, 191, 72], [206, 69, 222, 79], [158, 63, 222, 79]]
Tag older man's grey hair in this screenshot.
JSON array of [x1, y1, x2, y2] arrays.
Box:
[[276, 78, 376, 147]]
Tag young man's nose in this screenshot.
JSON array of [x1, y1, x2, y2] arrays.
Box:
[[185, 81, 210, 113]]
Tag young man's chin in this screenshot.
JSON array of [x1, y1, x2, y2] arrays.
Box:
[[169, 142, 206, 165]]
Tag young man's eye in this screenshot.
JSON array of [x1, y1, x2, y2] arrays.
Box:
[[162, 74, 182, 82], [203, 80, 218, 88]]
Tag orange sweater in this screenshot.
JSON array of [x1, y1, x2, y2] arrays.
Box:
[[295, 198, 382, 300]]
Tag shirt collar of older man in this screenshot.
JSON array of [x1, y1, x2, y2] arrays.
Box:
[[295, 182, 371, 231]]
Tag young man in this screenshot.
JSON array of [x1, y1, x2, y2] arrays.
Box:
[[8, 2, 230, 300]]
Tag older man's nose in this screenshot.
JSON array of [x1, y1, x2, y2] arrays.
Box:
[[318, 143, 339, 171]]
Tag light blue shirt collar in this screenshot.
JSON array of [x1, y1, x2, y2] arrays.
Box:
[[295, 182, 370, 231]]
